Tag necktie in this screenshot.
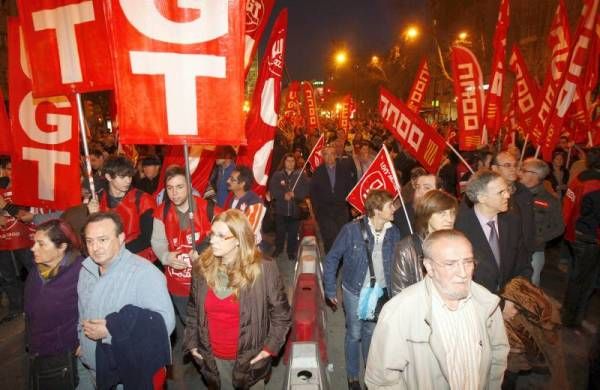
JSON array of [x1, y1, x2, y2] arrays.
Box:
[[487, 220, 500, 266]]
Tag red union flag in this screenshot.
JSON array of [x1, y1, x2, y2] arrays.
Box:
[[339, 95, 351, 134], [244, 0, 275, 73], [157, 145, 216, 198], [379, 87, 446, 173], [237, 9, 287, 196], [541, 0, 599, 161], [0, 89, 10, 155], [16, 0, 114, 97], [301, 81, 320, 132], [531, 0, 571, 146], [482, 0, 510, 141], [8, 18, 80, 209], [346, 145, 400, 214], [282, 81, 302, 127], [407, 59, 430, 113], [306, 134, 325, 172], [509, 45, 539, 131], [104, 1, 245, 145], [451, 46, 485, 151]]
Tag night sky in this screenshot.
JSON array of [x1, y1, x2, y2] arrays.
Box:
[[263, 0, 427, 82]]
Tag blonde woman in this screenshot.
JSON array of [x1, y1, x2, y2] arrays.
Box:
[[183, 209, 291, 389]]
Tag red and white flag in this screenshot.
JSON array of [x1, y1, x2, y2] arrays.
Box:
[[339, 95, 351, 134], [157, 145, 216, 198], [379, 87, 446, 173], [237, 9, 288, 196], [301, 81, 320, 133], [244, 0, 275, 74], [406, 58, 431, 113], [508, 44, 539, 131], [16, 0, 114, 97], [541, 0, 599, 161], [346, 145, 400, 214], [0, 89, 10, 155], [282, 81, 302, 127], [306, 134, 325, 172], [531, 0, 571, 147], [104, 1, 245, 145], [8, 18, 80, 209], [482, 0, 510, 141], [451, 46, 485, 151]]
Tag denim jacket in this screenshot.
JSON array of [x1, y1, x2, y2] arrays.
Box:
[[323, 217, 402, 299]]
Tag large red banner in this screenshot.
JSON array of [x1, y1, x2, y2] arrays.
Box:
[[379, 87, 446, 173], [346, 145, 400, 214], [451, 46, 485, 151], [508, 45, 539, 131], [406, 59, 430, 113], [339, 95, 351, 134], [244, 0, 275, 73], [8, 19, 80, 209], [0, 89, 10, 155], [282, 81, 302, 128], [482, 0, 510, 141], [306, 134, 325, 172], [531, 0, 571, 147], [541, 0, 599, 161], [237, 9, 288, 196], [16, 0, 114, 97], [104, 1, 245, 145], [301, 81, 320, 133]]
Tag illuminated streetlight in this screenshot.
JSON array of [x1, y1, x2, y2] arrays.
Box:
[[334, 50, 348, 66], [458, 31, 468, 41], [371, 55, 380, 65], [404, 25, 419, 41]]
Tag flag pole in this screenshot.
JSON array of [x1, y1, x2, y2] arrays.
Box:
[[291, 134, 324, 191], [445, 142, 474, 174], [183, 144, 197, 252], [75, 93, 97, 201], [384, 145, 414, 235], [519, 133, 529, 165], [566, 145, 572, 168], [534, 145, 541, 159]]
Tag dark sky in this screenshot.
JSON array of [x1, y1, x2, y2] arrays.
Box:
[[262, 0, 427, 82]]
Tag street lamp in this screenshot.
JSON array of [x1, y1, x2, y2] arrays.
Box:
[[404, 25, 420, 42], [371, 55, 380, 66], [458, 31, 468, 41], [334, 50, 348, 66]]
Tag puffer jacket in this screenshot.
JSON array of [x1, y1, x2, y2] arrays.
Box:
[[390, 234, 425, 298], [183, 258, 291, 389]]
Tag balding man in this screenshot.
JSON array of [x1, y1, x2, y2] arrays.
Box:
[[365, 229, 509, 390]]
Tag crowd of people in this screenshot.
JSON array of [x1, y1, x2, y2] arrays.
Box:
[[0, 116, 598, 389]]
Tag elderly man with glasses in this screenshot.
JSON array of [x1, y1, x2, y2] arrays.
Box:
[[365, 229, 509, 390]]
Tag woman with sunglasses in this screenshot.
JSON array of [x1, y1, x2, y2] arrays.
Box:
[[183, 209, 291, 389]]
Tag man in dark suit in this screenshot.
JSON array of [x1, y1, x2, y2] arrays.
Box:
[[455, 169, 532, 296], [310, 145, 357, 252]]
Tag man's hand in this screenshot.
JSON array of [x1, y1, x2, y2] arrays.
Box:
[[250, 350, 270, 365], [326, 297, 338, 312], [82, 319, 109, 341], [502, 300, 518, 321], [284, 191, 294, 201], [190, 348, 203, 361], [75, 346, 82, 357], [87, 198, 100, 214], [167, 252, 189, 270]]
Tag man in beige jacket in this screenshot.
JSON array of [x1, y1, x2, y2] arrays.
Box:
[[365, 229, 509, 389]]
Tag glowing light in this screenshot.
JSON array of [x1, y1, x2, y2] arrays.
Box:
[[335, 50, 348, 65], [243, 100, 250, 112], [458, 31, 468, 41], [404, 26, 419, 41]]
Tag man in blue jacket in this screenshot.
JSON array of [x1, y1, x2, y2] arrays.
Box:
[[323, 189, 402, 390]]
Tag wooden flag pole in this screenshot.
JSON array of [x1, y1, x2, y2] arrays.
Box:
[[384, 145, 414, 235], [519, 133, 529, 165], [534, 145, 541, 159], [75, 93, 97, 201], [445, 142, 474, 174]]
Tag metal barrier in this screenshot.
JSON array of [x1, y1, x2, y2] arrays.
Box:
[[283, 342, 329, 390]]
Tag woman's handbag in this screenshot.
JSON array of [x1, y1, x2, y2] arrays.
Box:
[[29, 351, 79, 390]]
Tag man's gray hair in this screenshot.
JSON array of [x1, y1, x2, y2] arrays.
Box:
[[522, 158, 550, 178], [422, 229, 471, 260], [465, 169, 501, 203]]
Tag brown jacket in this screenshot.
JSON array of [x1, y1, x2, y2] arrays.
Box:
[[183, 258, 291, 389]]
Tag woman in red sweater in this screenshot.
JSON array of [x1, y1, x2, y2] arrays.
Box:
[[184, 209, 291, 389]]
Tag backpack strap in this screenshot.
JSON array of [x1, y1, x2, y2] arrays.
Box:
[[359, 218, 376, 288]]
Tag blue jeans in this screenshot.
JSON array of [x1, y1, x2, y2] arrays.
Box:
[[531, 251, 545, 287], [342, 286, 376, 380]]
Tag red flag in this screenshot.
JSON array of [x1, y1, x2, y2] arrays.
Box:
[[282, 81, 302, 127], [339, 95, 351, 134], [407, 59, 431, 113], [531, 0, 571, 147], [16, 0, 114, 97], [346, 145, 400, 214], [451, 46, 485, 151], [306, 134, 325, 172], [156, 145, 216, 198], [541, 0, 599, 161], [0, 89, 11, 155], [509, 44, 540, 131], [237, 9, 288, 196], [244, 0, 275, 74], [8, 18, 80, 209], [482, 0, 510, 141], [104, 1, 245, 145], [301, 81, 320, 133], [379, 87, 446, 173]]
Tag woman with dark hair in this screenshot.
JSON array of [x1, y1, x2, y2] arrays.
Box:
[[390, 190, 458, 297], [547, 149, 570, 199], [184, 209, 291, 389], [25, 219, 84, 390]]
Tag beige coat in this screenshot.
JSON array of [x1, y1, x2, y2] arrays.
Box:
[[365, 277, 509, 390]]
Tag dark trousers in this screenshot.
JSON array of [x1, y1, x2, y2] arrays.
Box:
[[562, 234, 600, 326], [317, 211, 349, 253], [0, 248, 34, 312], [274, 214, 300, 258]]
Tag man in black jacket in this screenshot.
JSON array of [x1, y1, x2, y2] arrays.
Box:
[[310, 145, 356, 252]]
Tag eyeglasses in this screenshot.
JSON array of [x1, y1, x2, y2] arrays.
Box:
[[210, 232, 235, 241], [430, 257, 477, 271], [494, 162, 518, 169], [519, 168, 538, 175]]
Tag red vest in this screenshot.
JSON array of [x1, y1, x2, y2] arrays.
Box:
[[0, 189, 35, 251], [99, 189, 157, 260], [155, 196, 213, 296], [563, 174, 600, 242]]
